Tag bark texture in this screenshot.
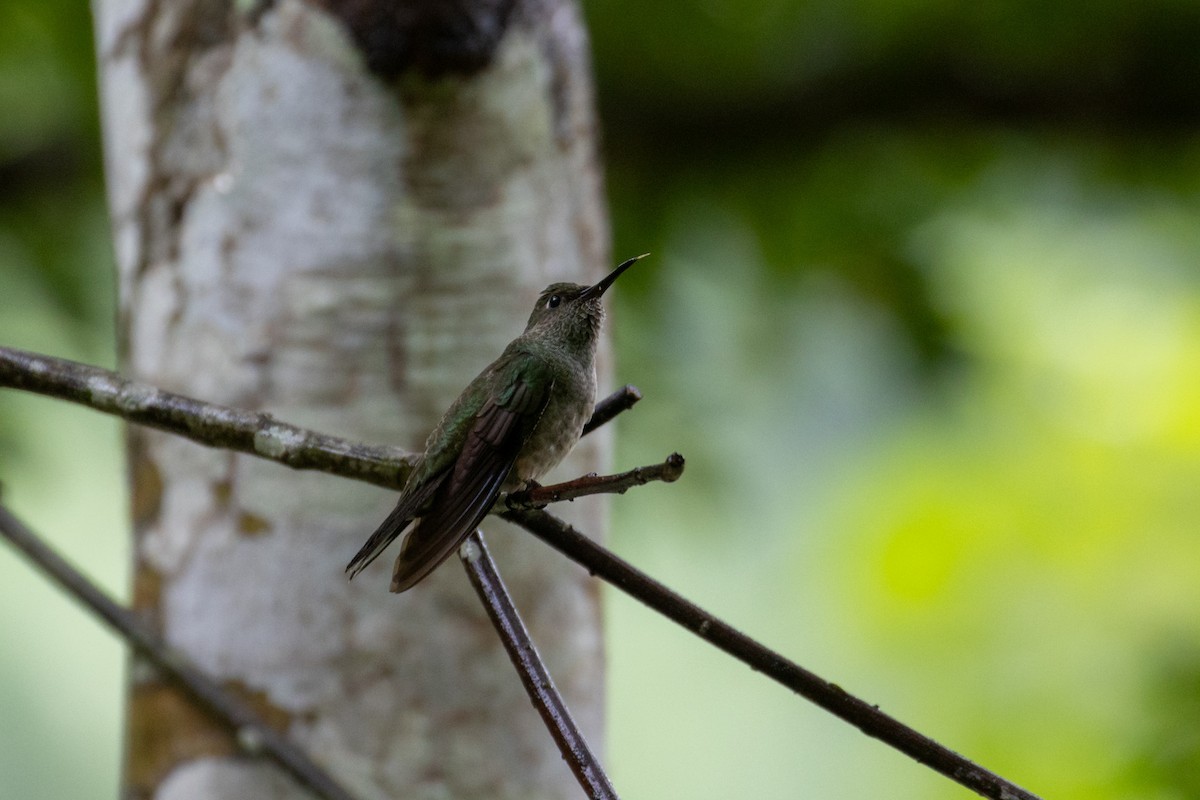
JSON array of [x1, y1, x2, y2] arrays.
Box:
[[92, 1, 610, 797]]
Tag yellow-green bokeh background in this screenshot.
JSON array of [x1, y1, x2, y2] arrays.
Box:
[[3, 4, 1200, 798]]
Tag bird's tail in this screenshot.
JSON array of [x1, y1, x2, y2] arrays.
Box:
[[347, 468, 448, 582], [345, 502, 414, 580]]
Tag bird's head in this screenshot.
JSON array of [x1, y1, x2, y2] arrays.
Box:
[[522, 254, 647, 351]]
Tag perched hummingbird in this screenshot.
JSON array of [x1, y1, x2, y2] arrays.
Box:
[[346, 255, 645, 592]]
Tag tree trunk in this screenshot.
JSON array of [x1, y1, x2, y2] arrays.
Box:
[[92, 1, 610, 797]]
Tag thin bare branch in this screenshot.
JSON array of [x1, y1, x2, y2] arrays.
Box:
[[0, 346, 413, 490], [459, 531, 619, 800], [1, 346, 1041, 799], [507, 453, 685, 509], [0, 503, 360, 800], [501, 507, 1043, 800], [582, 384, 642, 436]]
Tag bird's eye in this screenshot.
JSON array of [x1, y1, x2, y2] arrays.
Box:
[[548, 295, 562, 309]]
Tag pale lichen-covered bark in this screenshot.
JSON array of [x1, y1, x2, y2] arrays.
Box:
[[92, 1, 610, 797]]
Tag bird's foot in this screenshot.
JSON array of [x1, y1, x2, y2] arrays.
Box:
[[506, 479, 547, 510]]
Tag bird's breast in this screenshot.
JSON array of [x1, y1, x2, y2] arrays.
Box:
[[513, 359, 596, 485]]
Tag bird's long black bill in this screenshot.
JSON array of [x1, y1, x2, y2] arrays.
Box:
[[578, 253, 648, 301]]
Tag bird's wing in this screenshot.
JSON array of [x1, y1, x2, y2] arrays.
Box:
[[344, 466, 447, 580], [389, 366, 552, 592]]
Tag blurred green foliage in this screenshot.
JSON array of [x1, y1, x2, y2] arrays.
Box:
[[0, 9, 124, 800], [0, 5, 110, 331], [3, 2, 1200, 799]]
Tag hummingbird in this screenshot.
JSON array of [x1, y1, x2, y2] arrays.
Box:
[[346, 254, 645, 592]]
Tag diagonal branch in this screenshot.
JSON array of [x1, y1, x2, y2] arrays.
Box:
[[459, 531, 619, 800], [506, 453, 685, 509], [0, 503, 360, 800], [501, 506, 1042, 800], [0, 346, 413, 490], [0, 345, 1042, 800]]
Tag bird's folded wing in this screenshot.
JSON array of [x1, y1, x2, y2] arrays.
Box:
[[390, 373, 552, 592]]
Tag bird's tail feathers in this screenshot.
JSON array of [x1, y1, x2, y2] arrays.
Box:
[[345, 503, 414, 580], [347, 470, 448, 581]]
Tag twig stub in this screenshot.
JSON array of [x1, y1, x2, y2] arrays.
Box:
[[582, 384, 642, 437], [505, 453, 686, 509]]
